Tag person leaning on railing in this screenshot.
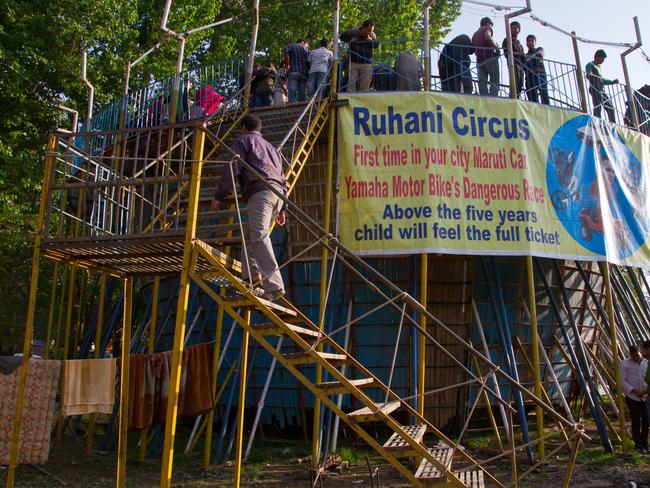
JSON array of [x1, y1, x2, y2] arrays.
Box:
[[586, 49, 618, 124], [307, 39, 333, 99], [438, 34, 475, 94], [524, 34, 549, 105], [471, 17, 500, 97], [340, 19, 379, 93]]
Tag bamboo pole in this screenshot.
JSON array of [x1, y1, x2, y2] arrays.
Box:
[[54, 267, 69, 359], [44, 263, 60, 359], [469, 344, 503, 450], [159, 126, 205, 488], [312, 0, 339, 470], [602, 264, 628, 455], [56, 265, 76, 447], [116, 277, 133, 488], [139, 276, 160, 461], [526, 257, 544, 458], [5, 134, 57, 488], [87, 274, 107, 454], [233, 312, 251, 488], [561, 435, 582, 488]]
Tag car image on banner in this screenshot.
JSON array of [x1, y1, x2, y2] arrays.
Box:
[[546, 115, 647, 259]]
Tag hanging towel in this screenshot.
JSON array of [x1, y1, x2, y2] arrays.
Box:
[[62, 358, 117, 416], [178, 343, 214, 419], [127, 344, 213, 430], [0, 359, 61, 465]]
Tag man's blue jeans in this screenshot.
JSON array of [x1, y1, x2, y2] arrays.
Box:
[[287, 72, 307, 102]]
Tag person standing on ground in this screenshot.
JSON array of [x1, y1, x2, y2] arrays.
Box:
[[438, 34, 475, 93], [642, 340, 650, 427], [340, 19, 379, 93], [283, 39, 310, 102], [211, 114, 287, 302], [621, 344, 649, 452], [307, 39, 333, 98], [586, 49, 618, 123], [471, 17, 500, 97], [524, 34, 549, 105], [502, 21, 525, 98]]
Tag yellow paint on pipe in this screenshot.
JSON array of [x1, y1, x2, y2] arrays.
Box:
[[140, 276, 160, 462], [5, 134, 57, 488], [44, 262, 60, 359], [526, 256, 545, 459], [87, 274, 107, 455], [233, 312, 251, 488], [602, 264, 628, 455], [159, 127, 205, 488], [116, 277, 133, 488]]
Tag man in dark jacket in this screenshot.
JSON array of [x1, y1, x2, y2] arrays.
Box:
[[503, 21, 525, 98], [438, 34, 475, 93], [211, 115, 287, 301], [340, 19, 379, 93]]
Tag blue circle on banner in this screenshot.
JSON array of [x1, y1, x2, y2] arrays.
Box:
[[545, 115, 646, 258]]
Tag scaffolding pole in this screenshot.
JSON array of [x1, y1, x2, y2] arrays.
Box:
[[116, 277, 133, 488], [5, 134, 57, 488]]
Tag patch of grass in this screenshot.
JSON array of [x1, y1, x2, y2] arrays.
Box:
[[575, 445, 648, 466], [338, 447, 367, 464]]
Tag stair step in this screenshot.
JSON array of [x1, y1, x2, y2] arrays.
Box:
[[316, 378, 375, 395], [383, 424, 427, 456], [283, 351, 348, 365], [348, 401, 401, 422], [221, 295, 298, 318], [252, 322, 321, 339], [414, 447, 454, 485], [457, 469, 485, 488]]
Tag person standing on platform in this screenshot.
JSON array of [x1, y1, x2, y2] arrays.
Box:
[[502, 21, 525, 98], [211, 114, 287, 302], [438, 34, 474, 93], [472, 17, 500, 97], [340, 19, 379, 93], [307, 39, 333, 98], [586, 49, 618, 123], [394, 51, 423, 91], [272, 61, 289, 106], [525, 34, 549, 105], [283, 39, 310, 102], [621, 344, 649, 452]]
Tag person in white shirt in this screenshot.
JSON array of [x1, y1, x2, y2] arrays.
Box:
[[621, 345, 649, 451], [307, 38, 333, 99]]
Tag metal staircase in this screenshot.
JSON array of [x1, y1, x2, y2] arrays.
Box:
[[188, 238, 493, 488]]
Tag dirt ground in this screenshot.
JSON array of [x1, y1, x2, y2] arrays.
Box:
[[3, 426, 650, 487]]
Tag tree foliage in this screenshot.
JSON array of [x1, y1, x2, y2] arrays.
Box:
[[0, 0, 460, 348]]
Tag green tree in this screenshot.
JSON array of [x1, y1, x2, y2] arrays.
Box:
[[0, 0, 460, 350]]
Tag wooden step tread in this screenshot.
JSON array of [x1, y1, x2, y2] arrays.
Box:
[[316, 378, 375, 395], [252, 322, 321, 339], [283, 351, 348, 365], [414, 447, 454, 485], [348, 401, 401, 422], [383, 425, 427, 455], [457, 469, 485, 488], [221, 295, 298, 317]]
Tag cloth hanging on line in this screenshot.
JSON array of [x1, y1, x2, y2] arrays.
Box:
[[62, 358, 117, 416], [0, 359, 61, 465], [128, 343, 214, 430]]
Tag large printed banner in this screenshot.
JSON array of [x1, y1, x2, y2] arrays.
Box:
[[337, 93, 650, 267]]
